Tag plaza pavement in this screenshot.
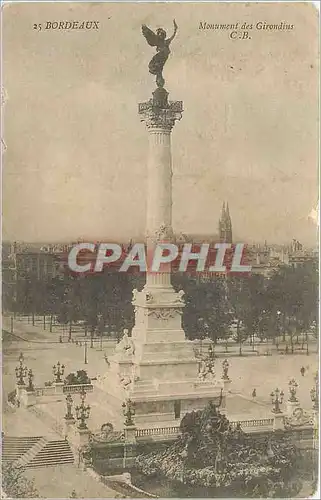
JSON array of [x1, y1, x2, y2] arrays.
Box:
[[2, 315, 318, 432], [23, 464, 123, 498]]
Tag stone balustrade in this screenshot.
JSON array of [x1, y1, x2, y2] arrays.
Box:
[[135, 417, 275, 439], [136, 426, 180, 438], [63, 384, 93, 394], [34, 386, 56, 397], [231, 418, 274, 428]]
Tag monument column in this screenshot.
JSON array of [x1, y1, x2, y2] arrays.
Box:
[[96, 23, 225, 428], [139, 89, 183, 289]]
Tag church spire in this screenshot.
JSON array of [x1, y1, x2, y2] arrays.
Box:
[[219, 201, 233, 244], [226, 202, 230, 219], [221, 201, 226, 219]]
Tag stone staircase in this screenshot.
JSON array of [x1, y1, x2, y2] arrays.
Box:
[[14, 437, 48, 468], [2, 436, 42, 463], [26, 439, 75, 468], [2, 436, 75, 468]]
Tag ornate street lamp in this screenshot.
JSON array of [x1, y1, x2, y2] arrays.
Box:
[[122, 399, 135, 426], [75, 389, 90, 429], [270, 388, 284, 413], [203, 344, 216, 377], [84, 341, 88, 365], [15, 353, 28, 385], [310, 372, 319, 411], [222, 359, 230, 380], [27, 369, 34, 392], [79, 387, 87, 404], [208, 343, 215, 361], [276, 310, 281, 349], [288, 378, 298, 402], [65, 394, 74, 420], [52, 361, 65, 383], [98, 313, 104, 351]]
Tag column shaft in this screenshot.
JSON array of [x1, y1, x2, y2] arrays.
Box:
[[146, 129, 172, 238]]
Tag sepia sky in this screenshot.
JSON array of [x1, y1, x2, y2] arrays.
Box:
[[2, 1, 319, 245]]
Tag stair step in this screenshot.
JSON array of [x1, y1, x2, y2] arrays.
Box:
[[2, 436, 43, 463], [28, 459, 74, 466], [3, 438, 41, 443], [29, 457, 74, 463], [32, 452, 73, 460], [27, 462, 74, 468], [27, 440, 75, 468], [3, 437, 75, 468]]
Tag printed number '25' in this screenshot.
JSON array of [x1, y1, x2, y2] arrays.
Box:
[[33, 24, 42, 31]]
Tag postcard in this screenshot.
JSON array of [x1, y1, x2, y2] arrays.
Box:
[[1, 1, 319, 498]]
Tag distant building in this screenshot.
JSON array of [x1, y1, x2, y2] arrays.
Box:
[[218, 202, 233, 244], [6, 242, 66, 281], [246, 238, 317, 277]]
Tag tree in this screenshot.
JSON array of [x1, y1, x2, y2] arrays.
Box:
[[265, 262, 318, 349], [227, 276, 253, 354], [173, 275, 233, 342], [2, 462, 39, 498]]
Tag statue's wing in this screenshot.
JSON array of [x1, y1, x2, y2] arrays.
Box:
[[142, 24, 159, 46]]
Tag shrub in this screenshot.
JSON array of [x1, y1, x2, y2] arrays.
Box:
[[2, 462, 40, 498], [64, 370, 91, 385]]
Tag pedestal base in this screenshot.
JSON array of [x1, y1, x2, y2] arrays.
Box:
[[222, 378, 232, 392], [76, 428, 91, 448], [286, 400, 300, 417], [16, 383, 27, 402], [20, 389, 37, 407], [96, 286, 225, 429], [273, 412, 285, 431], [54, 382, 64, 395], [124, 425, 136, 444], [96, 361, 225, 428], [64, 417, 76, 438]]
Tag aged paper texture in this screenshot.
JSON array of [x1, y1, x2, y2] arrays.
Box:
[[1, 1, 319, 498]]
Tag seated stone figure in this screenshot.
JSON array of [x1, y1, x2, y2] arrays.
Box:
[[115, 329, 135, 357]]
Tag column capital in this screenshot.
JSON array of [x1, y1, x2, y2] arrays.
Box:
[[146, 223, 174, 244], [139, 91, 183, 131]]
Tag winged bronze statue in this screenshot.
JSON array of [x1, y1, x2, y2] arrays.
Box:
[[142, 20, 178, 88]]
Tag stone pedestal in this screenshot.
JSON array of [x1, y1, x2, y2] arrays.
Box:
[[16, 383, 27, 402], [76, 428, 91, 448], [286, 399, 300, 417], [312, 410, 318, 448], [124, 425, 136, 444], [20, 389, 37, 407], [123, 430, 137, 469], [273, 412, 285, 431], [64, 417, 76, 438], [222, 378, 231, 392], [54, 382, 64, 395]]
